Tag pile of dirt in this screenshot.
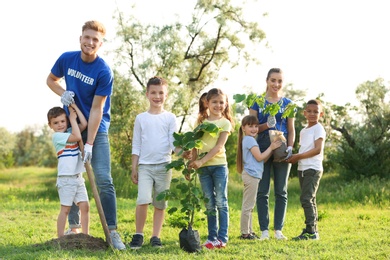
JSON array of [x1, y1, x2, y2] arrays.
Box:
[[35, 233, 109, 251]]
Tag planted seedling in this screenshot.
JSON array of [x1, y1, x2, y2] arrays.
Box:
[[157, 122, 221, 252]]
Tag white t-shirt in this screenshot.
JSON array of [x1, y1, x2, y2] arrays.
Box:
[[132, 111, 177, 164], [298, 123, 326, 171]]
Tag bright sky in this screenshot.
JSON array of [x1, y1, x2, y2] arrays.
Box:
[[1, 0, 389, 132]]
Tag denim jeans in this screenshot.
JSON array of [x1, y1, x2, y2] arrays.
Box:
[[298, 169, 322, 233], [256, 132, 291, 231], [69, 132, 118, 230], [198, 165, 229, 243]]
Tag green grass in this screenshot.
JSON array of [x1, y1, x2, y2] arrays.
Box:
[[0, 167, 390, 259]]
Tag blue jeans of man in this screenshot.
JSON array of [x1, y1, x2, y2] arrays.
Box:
[[69, 132, 118, 230], [256, 132, 291, 231], [198, 165, 229, 243]]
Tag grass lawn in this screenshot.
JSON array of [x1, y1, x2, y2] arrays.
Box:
[[0, 167, 389, 259]]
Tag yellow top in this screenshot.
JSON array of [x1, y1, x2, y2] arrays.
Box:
[[199, 118, 232, 167]]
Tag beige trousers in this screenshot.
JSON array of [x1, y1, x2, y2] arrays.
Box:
[[240, 170, 260, 234]]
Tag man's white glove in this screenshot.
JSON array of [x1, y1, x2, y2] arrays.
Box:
[[285, 146, 293, 160], [83, 143, 93, 163], [61, 91, 75, 106], [267, 115, 276, 128]]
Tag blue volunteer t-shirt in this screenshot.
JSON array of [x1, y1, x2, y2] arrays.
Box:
[[51, 51, 113, 133]]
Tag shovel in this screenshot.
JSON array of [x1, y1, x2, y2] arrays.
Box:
[[80, 141, 112, 246]]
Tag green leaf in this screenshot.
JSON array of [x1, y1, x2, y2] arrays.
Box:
[[166, 158, 185, 170], [282, 102, 298, 118], [264, 102, 280, 116], [233, 93, 246, 103], [194, 140, 203, 149], [177, 183, 189, 192], [193, 130, 205, 139], [254, 93, 266, 108], [183, 131, 195, 139], [168, 207, 177, 215], [173, 140, 181, 147], [173, 132, 182, 140], [185, 140, 197, 150], [156, 190, 169, 201], [246, 93, 260, 108]]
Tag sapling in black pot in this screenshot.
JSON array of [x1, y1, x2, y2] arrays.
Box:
[[157, 122, 221, 253]]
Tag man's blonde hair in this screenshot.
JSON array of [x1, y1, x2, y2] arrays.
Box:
[[82, 20, 106, 37]]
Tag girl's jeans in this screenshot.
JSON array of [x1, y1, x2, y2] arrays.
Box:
[[198, 165, 229, 243]]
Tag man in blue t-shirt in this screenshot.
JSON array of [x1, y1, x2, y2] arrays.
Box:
[[46, 20, 125, 250]]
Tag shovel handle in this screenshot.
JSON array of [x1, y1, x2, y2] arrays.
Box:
[[79, 141, 112, 246]]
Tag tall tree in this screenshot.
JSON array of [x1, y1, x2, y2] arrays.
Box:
[[12, 125, 56, 167], [0, 127, 15, 168], [110, 0, 267, 171], [330, 78, 390, 179]]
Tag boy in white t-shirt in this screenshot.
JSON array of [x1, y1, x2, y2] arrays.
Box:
[[286, 99, 326, 240], [130, 76, 185, 249], [47, 104, 89, 238]]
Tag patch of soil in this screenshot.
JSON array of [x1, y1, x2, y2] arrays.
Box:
[[34, 233, 109, 251]]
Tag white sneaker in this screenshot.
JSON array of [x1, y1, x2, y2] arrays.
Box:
[[64, 228, 77, 235], [275, 230, 288, 240], [260, 230, 269, 240], [110, 230, 126, 250]]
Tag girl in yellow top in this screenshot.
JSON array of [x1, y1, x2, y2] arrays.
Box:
[[189, 88, 234, 249]]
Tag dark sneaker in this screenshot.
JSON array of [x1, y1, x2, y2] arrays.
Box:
[[293, 229, 320, 240], [251, 232, 260, 239], [129, 234, 144, 249], [240, 233, 258, 240], [150, 236, 162, 248]]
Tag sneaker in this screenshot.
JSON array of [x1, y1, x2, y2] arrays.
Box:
[[260, 230, 269, 240], [292, 229, 320, 240], [202, 240, 220, 249], [240, 233, 258, 240], [150, 236, 162, 248], [215, 239, 226, 249], [129, 234, 144, 249], [64, 228, 77, 235], [275, 230, 288, 240], [110, 230, 126, 250], [251, 232, 260, 239]]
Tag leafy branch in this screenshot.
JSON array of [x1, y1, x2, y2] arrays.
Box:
[[233, 93, 298, 118]]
